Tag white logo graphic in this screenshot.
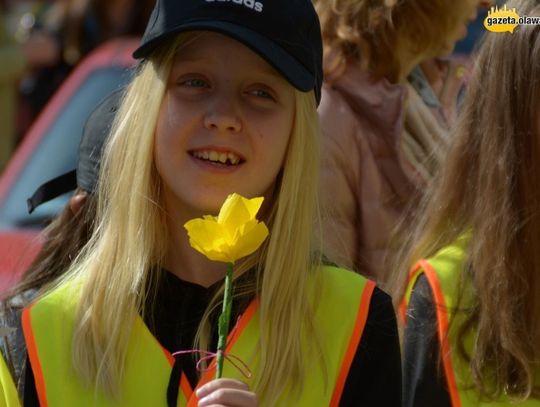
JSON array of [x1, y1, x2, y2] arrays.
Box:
[[205, 0, 263, 13]]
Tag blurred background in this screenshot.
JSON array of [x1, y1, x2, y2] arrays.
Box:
[[1, 0, 154, 169]]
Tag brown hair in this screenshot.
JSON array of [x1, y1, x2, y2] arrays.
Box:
[[393, 0, 540, 400], [314, 0, 467, 82], [5, 191, 96, 301]]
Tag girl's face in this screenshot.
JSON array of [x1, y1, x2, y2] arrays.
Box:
[[154, 32, 295, 217]]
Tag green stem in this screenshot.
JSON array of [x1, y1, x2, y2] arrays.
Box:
[[216, 262, 234, 378]]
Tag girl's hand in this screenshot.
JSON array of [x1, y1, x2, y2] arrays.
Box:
[[196, 378, 258, 407]]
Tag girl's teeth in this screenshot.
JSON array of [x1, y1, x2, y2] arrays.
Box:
[[193, 150, 241, 165]]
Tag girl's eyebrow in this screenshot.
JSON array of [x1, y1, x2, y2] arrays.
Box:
[[172, 58, 287, 84]]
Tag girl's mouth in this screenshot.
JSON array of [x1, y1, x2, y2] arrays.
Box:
[[190, 149, 244, 167]]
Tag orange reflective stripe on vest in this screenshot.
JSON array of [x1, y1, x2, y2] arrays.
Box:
[[22, 266, 374, 406]]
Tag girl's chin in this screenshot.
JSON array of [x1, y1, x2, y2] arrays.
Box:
[[438, 26, 468, 56], [189, 191, 245, 214]]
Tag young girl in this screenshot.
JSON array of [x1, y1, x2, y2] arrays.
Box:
[[397, 0, 540, 405], [16, 0, 401, 406]]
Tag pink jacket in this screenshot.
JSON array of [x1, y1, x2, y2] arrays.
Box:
[[318, 64, 420, 284]]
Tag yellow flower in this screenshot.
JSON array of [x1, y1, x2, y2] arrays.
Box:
[[184, 193, 269, 263]]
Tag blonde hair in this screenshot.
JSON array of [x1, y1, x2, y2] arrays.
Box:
[[55, 33, 323, 403], [314, 0, 468, 82], [393, 0, 540, 400]]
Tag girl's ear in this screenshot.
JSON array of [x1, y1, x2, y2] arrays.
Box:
[[69, 191, 89, 216]]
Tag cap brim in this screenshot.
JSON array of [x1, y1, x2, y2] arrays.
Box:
[[133, 21, 315, 93]]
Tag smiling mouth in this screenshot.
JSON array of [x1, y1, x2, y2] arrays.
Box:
[[190, 149, 244, 166]]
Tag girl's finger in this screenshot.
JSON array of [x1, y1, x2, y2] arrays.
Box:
[[198, 387, 258, 407], [196, 378, 249, 399]]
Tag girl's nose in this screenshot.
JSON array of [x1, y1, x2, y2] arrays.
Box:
[[203, 97, 242, 133], [204, 113, 242, 133]]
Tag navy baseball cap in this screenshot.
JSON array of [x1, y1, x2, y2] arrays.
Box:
[[132, 0, 323, 104], [27, 89, 123, 213]]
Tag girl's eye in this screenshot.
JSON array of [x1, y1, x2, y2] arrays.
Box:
[[250, 88, 275, 101], [180, 78, 209, 88]]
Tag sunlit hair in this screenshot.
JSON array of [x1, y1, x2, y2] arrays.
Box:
[[53, 33, 323, 402], [393, 0, 540, 400], [314, 0, 466, 82]]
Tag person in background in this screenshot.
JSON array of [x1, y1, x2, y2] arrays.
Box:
[[0, 89, 119, 397], [314, 0, 483, 286], [397, 0, 540, 405]]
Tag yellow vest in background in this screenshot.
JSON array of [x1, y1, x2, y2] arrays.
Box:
[[403, 238, 540, 407], [22, 266, 374, 406]]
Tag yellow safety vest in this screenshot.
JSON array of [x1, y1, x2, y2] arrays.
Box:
[[402, 238, 540, 406], [0, 352, 20, 407], [22, 266, 374, 407]]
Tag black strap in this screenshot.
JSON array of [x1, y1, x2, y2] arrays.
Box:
[[167, 355, 184, 407], [26, 170, 77, 214], [23, 356, 39, 407]]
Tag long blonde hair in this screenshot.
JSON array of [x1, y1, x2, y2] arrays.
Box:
[[314, 0, 469, 82], [55, 33, 323, 403], [394, 0, 540, 400]]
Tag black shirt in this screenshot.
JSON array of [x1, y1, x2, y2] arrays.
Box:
[[24, 271, 402, 406], [402, 274, 452, 407]]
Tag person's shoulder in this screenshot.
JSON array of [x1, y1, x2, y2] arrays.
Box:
[[319, 81, 355, 124], [318, 263, 369, 282], [415, 235, 470, 300], [319, 67, 364, 124], [21, 280, 82, 337], [24, 279, 80, 318], [318, 66, 397, 150], [316, 265, 375, 303]]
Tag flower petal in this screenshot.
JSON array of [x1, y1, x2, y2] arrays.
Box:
[[230, 221, 269, 261], [242, 195, 264, 219], [184, 219, 230, 259], [218, 194, 264, 231], [218, 194, 248, 229]]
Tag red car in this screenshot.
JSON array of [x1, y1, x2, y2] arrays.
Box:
[[0, 38, 138, 292]]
